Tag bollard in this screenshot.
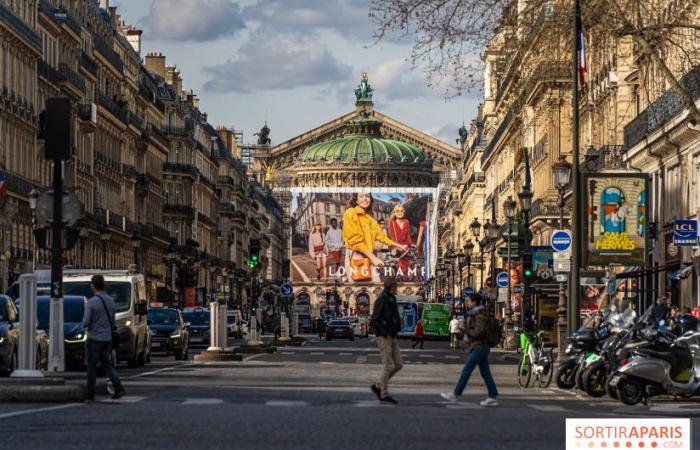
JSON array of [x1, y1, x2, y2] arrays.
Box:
[[292, 313, 299, 338], [208, 301, 221, 351], [47, 295, 65, 373], [11, 274, 43, 378], [218, 303, 227, 349], [247, 316, 261, 345]]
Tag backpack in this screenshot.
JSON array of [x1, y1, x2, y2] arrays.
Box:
[[485, 303, 502, 348]]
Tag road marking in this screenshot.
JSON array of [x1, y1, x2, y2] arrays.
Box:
[[280, 352, 295, 355], [339, 353, 352, 356], [355, 356, 367, 363], [243, 353, 266, 362], [0, 403, 83, 419], [444, 355, 461, 360], [266, 401, 309, 407], [123, 363, 192, 379], [444, 402, 482, 410], [354, 400, 395, 408], [182, 398, 224, 405], [419, 354, 434, 358], [528, 404, 567, 412], [101, 395, 147, 404], [310, 352, 325, 356], [319, 362, 336, 365]]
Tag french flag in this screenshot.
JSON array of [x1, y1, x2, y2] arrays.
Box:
[[577, 16, 587, 85], [0, 169, 7, 197]]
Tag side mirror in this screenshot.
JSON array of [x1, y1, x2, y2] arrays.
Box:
[[136, 301, 148, 316]]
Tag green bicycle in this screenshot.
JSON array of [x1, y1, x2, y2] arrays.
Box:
[[517, 330, 554, 388]]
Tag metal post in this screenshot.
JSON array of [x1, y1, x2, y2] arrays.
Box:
[[48, 160, 65, 373], [556, 186, 568, 356], [505, 220, 512, 331], [102, 240, 107, 270], [569, 0, 582, 333], [11, 274, 42, 377], [208, 301, 221, 350], [218, 303, 228, 349]]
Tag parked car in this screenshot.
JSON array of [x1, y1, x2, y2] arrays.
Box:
[[226, 311, 243, 338], [63, 270, 151, 367], [148, 307, 189, 360], [35, 295, 89, 370], [345, 316, 369, 338], [0, 295, 49, 374], [183, 307, 210, 347], [326, 320, 354, 341]]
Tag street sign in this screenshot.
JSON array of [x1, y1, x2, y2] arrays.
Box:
[[462, 287, 474, 298], [550, 230, 572, 253], [553, 251, 570, 260], [497, 288, 508, 302], [512, 284, 525, 295], [280, 282, 293, 296], [444, 293, 454, 302], [555, 273, 568, 283], [35, 189, 82, 227], [496, 271, 509, 288], [554, 259, 571, 272], [673, 219, 698, 246]]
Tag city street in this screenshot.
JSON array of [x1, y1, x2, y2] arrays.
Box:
[[3, 338, 700, 450]]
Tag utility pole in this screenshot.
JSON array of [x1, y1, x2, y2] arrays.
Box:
[[569, 0, 583, 333]]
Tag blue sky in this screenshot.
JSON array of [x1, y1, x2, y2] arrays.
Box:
[[111, 0, 480, 145]]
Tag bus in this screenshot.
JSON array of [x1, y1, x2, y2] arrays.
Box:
[[422, 303, 451, 338]]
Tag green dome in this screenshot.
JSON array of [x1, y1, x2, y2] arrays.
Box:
[[298, 119, 427, 165]]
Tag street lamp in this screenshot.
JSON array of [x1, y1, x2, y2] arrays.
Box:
[[131, 233, 141, 271], [444, 249, 456, 300], [464, 239, 474, 289], [78, 226, 89, 268], [99, 226, 111, 269], [503, 196, 516, 347], [553, 154, 572, 355], [29, 188, 39, 270], [470, 217, 481, 238]]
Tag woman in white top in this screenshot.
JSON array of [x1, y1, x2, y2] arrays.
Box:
[[308, 223, 327, 281]]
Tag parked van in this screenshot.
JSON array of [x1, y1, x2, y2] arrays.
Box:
[[62, 269, 151, 367]]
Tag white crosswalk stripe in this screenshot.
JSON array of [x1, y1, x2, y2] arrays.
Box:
[[182, 398, 224, 405], [444, 402, 482, 410], [528, 404, 567, 412], [419, 354, 434, 358], [265, 401, 310, 407], [101, 395, 147, 404]]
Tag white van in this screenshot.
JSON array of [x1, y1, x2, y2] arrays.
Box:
[[62, 269, 150, 367]]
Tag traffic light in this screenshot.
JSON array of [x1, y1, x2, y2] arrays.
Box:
[[522, 252, 534, 283], [248, 239, 260, 268]]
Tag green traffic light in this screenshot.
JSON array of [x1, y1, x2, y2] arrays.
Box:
[[251, 254, 259, 261], [524, 268, 533, 277]]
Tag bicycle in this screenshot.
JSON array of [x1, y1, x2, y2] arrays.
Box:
[[517, 330, 554, 388]]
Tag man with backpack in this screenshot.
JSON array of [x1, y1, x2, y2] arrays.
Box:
[[440, 293, 498, 406], [82, 275, 125, 401]]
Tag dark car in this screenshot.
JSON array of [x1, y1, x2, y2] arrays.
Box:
[[326, 320, 354, 341], [34, 296, 88, 370], [148, 307, 189, 360], [183, 307, 210, 347], [1, 295, 49, 374]]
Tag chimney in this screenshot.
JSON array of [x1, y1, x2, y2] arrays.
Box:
[[126, 28, 143, 55], [145, 52, 166, 78], [99, 0, 109, 9]]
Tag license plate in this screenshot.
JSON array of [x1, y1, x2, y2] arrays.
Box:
[[190, 337, 203, 343], [609, 375, 620, 387], [152, 342, 161, 348]]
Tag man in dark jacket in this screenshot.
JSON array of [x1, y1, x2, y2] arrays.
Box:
[[440, 293, 498, 406], [370, 277, 403, 404]]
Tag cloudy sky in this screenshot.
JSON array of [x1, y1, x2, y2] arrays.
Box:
[[111, 0, 480, 146]]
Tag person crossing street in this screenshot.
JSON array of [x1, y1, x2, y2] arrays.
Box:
[[369, 277, 403, 404], [412, 319, 424, 349]]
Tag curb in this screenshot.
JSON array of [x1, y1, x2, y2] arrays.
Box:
[[193, 351, 243, 362], [0, 385, 84, 403]]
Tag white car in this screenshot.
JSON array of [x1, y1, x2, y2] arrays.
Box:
[[345, 316, 368, 338]]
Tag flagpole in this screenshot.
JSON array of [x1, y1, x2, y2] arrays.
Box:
[[569, 0, 582, 333]]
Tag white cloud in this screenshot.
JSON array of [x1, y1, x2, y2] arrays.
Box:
[[203, 37, 353, 93], [144, 0, 245, 42], [426, 123, 461, 146], [369, 58, 445, 101]]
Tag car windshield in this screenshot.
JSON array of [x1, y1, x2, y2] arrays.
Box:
[[184, 311, 210, 325], [35, 298, 85, 329], [227, 315, 236, 324], [330, 320, 350, 326], [63, 281, 132, 312], [148, 309, 179, 325]]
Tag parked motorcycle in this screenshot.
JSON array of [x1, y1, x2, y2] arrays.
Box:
[[556, 312, 606, 389]]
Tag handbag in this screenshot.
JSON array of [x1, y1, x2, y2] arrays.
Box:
[[313, 245, 325, 253], [349, 251, 372, 282], [97, 294, 120, 350]]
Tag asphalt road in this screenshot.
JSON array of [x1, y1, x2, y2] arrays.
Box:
[[3, 336, 700, 450]]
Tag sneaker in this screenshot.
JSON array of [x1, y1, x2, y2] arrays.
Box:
[[480, 397, 498, 407], [440, 392, 458, 402], [379, 395, 398, 405], [111, 387, 126, 400], [370, 384, 381, 400]]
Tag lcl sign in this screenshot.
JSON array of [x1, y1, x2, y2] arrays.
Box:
[[673, 219, 698, 246]]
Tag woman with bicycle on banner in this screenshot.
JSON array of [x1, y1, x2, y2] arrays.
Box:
[[342, 193, 407, 283], [387, 204, 416, 281]]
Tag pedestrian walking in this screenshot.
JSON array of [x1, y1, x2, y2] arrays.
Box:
[[82, 275, 125, 401], [449, 315, 461, 351], [441, 293, 498, 407], [412, 319, 424, 349], [369, 277, 403, 404]]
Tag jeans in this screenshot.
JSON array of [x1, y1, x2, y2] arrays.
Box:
[[86, 339, 123, 398], [376, 336, 403, 397], [454, 345, 498, 398]]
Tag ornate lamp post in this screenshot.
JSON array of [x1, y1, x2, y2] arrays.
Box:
[[438, 262, 446, 301], [131, 233, 141, 272], [553, 155, 572, 355], [464, 239, 474, 289], [485, 218, 499, 295], [444, 249, 456, 301], [99, 225, 111, 269], [29, 188, 39, 270], [503, 196, 516, 338], [518, 185, 534, 331], [470, 218, 485, 289], [78, 226, 89, 268]]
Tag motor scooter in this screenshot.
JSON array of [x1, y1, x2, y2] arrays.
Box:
[[610, 329, 700, 405]]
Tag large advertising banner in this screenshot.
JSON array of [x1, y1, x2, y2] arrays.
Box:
[[582, 173, 650, 267], [290, 191, 433, 284]]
